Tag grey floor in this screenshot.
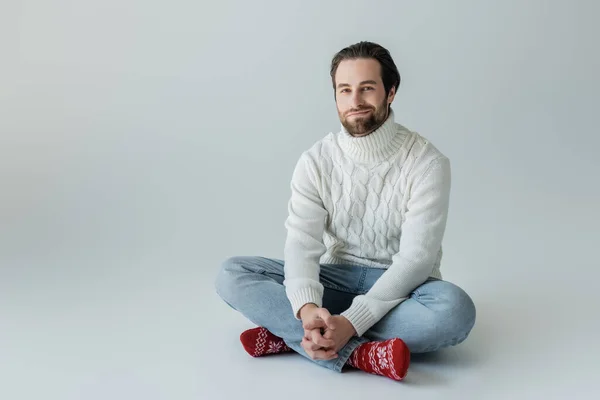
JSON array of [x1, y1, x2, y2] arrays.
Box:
[[2, 217, 598, 400]]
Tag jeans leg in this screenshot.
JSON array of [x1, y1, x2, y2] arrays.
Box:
[[214, 256, 367, 372], [363, 278, 477, 353]]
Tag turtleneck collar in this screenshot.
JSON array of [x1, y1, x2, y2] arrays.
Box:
[[337, 109, 408, 163]]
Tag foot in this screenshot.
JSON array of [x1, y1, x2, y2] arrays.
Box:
[[346, 338, 410, 381], [240, 327, 292, 357]]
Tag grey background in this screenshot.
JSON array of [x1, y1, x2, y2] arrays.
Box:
[[1, 0, 599, 399]]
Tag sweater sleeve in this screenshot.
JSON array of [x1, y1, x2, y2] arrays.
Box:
[[283, 153, 329, 319], [341, 156, 452, 336]]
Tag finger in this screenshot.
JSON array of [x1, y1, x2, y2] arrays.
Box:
[[312, 348, 338, 360], [303, 318, 326, 331], [302, 337, 320, 352], [322, 328, 334, 340], [303, 334, 333, 353], [303, 340, 334, 361], [317, 309, 335, 330], [305, 339, 323, 352], [310, 329, 335, 348], [301, 337, 311, 352], [304, 328, 316, 341]]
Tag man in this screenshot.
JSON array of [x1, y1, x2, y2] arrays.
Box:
[[215, 41, 476, 381]]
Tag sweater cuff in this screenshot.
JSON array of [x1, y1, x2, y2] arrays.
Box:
[[340, 301, 378, 337], [288, 287, 323, 320]]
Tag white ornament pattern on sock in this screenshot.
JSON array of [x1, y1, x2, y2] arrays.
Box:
[[387, 339, 402, 380], [368, 345, 383, 375], [267, 341, 283, 354], [254, 327, 268, 356], [377, 346, 389, 369]]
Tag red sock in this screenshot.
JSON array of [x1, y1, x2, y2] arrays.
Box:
[[346, 338, 410, 381], [239, 327, 292, 357]]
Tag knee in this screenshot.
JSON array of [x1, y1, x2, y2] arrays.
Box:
[[214, 256, 253, 304], [439, 282, 476, 338], [408, 282, 476, 352]]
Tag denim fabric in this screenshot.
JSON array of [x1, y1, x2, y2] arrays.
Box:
[[215, 256, 476, 373]]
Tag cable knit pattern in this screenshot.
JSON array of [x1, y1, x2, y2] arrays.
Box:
[[283, 110, 451, 336]]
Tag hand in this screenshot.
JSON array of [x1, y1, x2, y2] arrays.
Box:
[[299, 304, 337, 360], [322, 315, 356, 353]]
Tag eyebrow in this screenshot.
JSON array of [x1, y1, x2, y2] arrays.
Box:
[[336, 80, 378, 89]]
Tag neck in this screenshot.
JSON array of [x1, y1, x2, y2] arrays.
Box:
[[338, 109, 406, 163]]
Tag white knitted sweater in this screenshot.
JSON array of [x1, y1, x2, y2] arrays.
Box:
[[283, 110, 451, 336]]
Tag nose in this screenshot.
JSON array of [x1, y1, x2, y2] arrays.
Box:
[[350, 90, 364, 108]]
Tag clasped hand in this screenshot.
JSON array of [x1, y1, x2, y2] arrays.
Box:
[[299, 304, 356, 360]]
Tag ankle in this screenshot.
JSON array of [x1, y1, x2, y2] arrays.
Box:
[[347, 338, 410, 381], [239, 327, 292, 357]]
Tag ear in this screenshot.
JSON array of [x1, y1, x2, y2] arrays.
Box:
[[387, 86, 397, 103]]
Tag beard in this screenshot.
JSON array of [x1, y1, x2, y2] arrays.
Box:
[[339, 99, 389, 137]]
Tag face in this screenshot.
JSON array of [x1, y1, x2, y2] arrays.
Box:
[[334, 58, 396, 137]]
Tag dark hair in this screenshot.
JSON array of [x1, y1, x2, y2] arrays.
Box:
[[330, 41, 401, 96]]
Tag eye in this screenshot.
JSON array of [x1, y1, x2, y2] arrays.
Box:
[[362, 86, 374, 91], [340, 88, 350, 93]]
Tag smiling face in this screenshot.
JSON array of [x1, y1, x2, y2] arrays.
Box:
[[334, 58, 396, 137]]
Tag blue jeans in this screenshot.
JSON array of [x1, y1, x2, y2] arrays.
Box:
[[214, 256, 476, 373]]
